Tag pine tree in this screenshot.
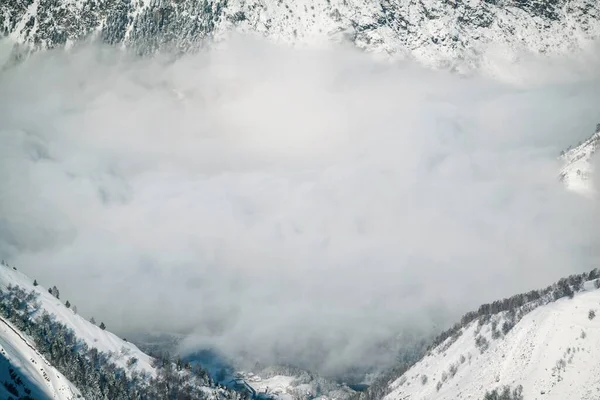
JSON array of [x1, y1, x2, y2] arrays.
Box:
[[72, 305, 77, 314], [65, 300, 71, 309], [0, 284, 236, 400], [90, 317, 96, 325], [100, 322, 106, 330], [33, 279, 38, 286], [49, 286, 60, 299]]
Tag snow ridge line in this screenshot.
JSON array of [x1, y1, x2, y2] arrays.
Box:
[[355, 269, 600, 400]]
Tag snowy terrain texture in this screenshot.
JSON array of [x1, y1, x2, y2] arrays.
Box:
[[1, 0, 600, 71], [560, 124, 600, 197], [0, 262, 352, 400], [382, 275, 600, 400], [0, 314, 81, 399], [238, 365, 355, 400], [133, 332, 357, 399], [2, 2, 600, 399], [0, 264, 157, 379]]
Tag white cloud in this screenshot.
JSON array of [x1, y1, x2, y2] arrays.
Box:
[[1, 38, 600, 377]]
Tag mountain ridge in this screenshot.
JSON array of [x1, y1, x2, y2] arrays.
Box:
[[2, 0, 600, 72], [0, 260, 242, 399], [2, 1, 600, 398], [355, 268, 600, 400], [0, 260, 359, 399]]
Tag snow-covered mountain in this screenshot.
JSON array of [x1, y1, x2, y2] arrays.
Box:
[[0, 261, 157, 377], [559, 123, 600, 197], [0, 260, 241, 400], [2, 0, 600, 71], [357, 269, 600, 400], [0, 260, 357, 399], [0, 313, 81, 399], [2, 2, 600, 398]]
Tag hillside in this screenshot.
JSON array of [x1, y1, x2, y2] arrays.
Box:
[[1, 0, 599, 72], [0, 260, 357, 399], [0, 261, 240, 400], [357, 270, 600, 400], [0, 313, 81, 399], [2, 1, 600, 398], [0, 261, 156, 378], [136, 335, 358, 399], [559, 124, 600, 197]]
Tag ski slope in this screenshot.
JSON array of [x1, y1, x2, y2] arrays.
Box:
[[0, 264, 157, 378], [0, 314, 81, 399], [384, 280, 600, 400]]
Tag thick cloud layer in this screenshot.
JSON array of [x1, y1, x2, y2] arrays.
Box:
[[1, 38, 600, 377]]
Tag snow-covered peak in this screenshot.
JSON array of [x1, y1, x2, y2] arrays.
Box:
[[381, 273, 600, 400], [559, 124, 600, 197], [1, 0, 599, 73]]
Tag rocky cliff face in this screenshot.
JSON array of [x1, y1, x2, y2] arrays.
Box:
[[2, 0, 600, 69]]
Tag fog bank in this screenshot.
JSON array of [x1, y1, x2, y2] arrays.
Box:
[[1, 38, 600, 376]]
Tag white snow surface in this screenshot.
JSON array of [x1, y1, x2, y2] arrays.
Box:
[[0, 314, 81, 399], [245, 374, 299, 399], [233, 367, 355, 400], [560, 128, 600, 197], [384, 281, 600, 400], [0, 264, 157, 378], [3, 0, 600, 78], [217, 0, 600, 74]]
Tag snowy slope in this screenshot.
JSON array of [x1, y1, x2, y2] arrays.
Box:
[[383, 278, 600, 400], [245, 374, 298, 399], [1, 0, 599, 73], [0, 314, 81, 399], [0, 264, 157, 378], [0, 262, 242, 398], [239, 367, 355, 400], [135, 333, 356, 400], [559, 125, 600, 197]]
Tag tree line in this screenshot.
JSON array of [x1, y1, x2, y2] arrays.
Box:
[[0, 284, 246, 400]]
